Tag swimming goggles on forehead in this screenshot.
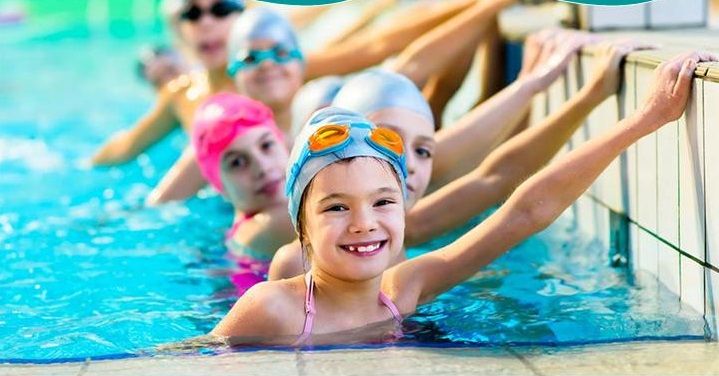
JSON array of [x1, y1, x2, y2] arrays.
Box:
[[180, 0, 244, 22], [285, 123, 407, 196], [227, 45, 304, 76]]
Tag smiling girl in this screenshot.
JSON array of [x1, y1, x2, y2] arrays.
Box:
[[268, 36, 649, 279], [211, 51, 715, 345]]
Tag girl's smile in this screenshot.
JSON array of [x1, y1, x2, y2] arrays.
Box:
[[338, 239, 388, 257]]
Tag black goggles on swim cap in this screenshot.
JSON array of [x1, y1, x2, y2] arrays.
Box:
[[179, 0, 245, 22]]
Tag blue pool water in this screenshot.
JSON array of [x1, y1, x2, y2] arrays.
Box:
[[0, 22, 708, 362]]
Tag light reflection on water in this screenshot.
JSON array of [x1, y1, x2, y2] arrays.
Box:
[[0, 24, 707, 362]]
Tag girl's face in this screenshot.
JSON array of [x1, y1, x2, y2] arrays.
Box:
[[368, 108, 435, 208], [220, 127, 288, 213], [303, 158, 405, 281], [178, 0, 239, 70], [234, 39, 304, 110]]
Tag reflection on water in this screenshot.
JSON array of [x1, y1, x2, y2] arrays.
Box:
[[0, 24, 707, 362]]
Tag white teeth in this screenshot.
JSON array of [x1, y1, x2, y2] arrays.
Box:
[[345, 242, 381, 253]]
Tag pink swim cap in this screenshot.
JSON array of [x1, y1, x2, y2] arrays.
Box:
[[192, 92, 284, 194]]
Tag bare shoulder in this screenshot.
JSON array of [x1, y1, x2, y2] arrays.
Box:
[[212, 277, 306, 338], [238, 206, 297, 256], [268, 239, 305, 281], [380, 262, 424, 317]]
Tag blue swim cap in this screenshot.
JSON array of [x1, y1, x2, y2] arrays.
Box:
[[291, 76, 345, 137], [227, 7, 302, 72], [285, 107, 408, 231], [332, 69, 434, 125]]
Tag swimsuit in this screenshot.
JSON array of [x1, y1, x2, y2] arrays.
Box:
[[225, 212, 270, 296], [295, 273, 403, 346]]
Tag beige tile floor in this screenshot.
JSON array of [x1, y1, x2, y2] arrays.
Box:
[[2, 341, 718, 376]]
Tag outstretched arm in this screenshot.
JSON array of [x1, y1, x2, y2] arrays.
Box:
[[428, 31, 600, 191], [391, 0, 516, 89], [146, 146, 207, 205], [92, 87, 179, 166], [322, 0, 398, 48], [395, 51, 715, 305], [406, 40, 651, 246], [304, 0, 474, 80]]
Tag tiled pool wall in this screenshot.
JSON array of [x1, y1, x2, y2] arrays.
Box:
[[529, 48, 719, 339]]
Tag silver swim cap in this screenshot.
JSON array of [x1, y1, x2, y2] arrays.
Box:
[[227, 7, 300, 68], [291, 76, 345, 137], [332, 69, 433, 125]]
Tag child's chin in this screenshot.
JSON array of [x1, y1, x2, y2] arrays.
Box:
[[339, 264, 388, 282]]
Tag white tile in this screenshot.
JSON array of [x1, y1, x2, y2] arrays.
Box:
[[622, 62, 639, 221], [547, 74, 570, 158], [635, 67, 658, 235], [638, 229, 659, 277], [636, 131, 657, 234], [706, 269, 719, 338], [530, 91, 548, 127], [679, 79, 706, 261], [680, 257, 705, 314], [576, 195, 597, 240], [649, 0, 706, 27], [584, 3, 647, 30], [625, 143, 639, 221], [705, 81, 719, 267], [587, 95, 623, 212], [657, 242, 680, 296], [566, 55, 582, 98], [547, 73, 567, 114], [656, 121, 679, 247], [630, 222, 640, 272], [594, 201, 611, 252]]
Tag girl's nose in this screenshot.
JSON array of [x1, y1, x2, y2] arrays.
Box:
[[347, 207, 378, 234]]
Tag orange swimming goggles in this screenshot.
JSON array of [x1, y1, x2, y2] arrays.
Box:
[[286, 122, 407, 196]]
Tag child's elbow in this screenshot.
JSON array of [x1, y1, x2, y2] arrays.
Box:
[[511, 190, 560, 235]]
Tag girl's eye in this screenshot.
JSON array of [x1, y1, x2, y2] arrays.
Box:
[[324, 204, 347, 212], [274, 47, 290, 59], [260, 140, 275, 152], [374, 199, 396, 207], [243, 54, 257, 65], [415, 147, 432, 159], [227, 155, 249, 169]]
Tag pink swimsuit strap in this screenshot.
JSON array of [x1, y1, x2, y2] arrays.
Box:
[[224, 212, 258, 241], [295, 273, 402, 346]]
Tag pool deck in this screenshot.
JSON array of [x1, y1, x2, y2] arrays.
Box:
[[2, 341, 718, 376]]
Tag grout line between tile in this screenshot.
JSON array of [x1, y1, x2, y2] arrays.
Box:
[[76, 358, 90, 376], [505, 347, 545, 376], [294, 350, 306, 376]]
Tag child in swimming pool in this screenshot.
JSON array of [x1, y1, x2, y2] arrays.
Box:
[[137, 45, 190, 90], [268, 35, 650, 279], [192, 92, 295, 294], [211, 51, 716, 345], [93, 0, 245, 166], [148, 0, 519, 203]]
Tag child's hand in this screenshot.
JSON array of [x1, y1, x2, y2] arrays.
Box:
[[524, 30, 599, 92], [587, 40, 656, 101], [519, 28, 559, 77], [638, 51, 718, 129]]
